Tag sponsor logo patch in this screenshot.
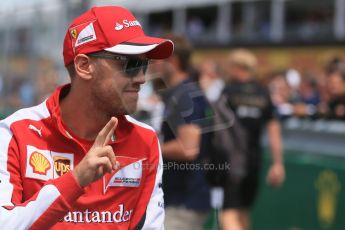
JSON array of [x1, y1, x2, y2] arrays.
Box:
[[123, 19, 141, 28], [54, 156, 71, 177], [113, 177, 140, 185], [28, 124, 43, 137], [29, 151, 51, 175], [114, 19, 141, 31], [71, 21, 97, 48], [26, 146, 74, 181], [115, 23, 124, 31], [62, 204, 133, 223], [70, 29, 77, 39], [103, 156, 146, 193]]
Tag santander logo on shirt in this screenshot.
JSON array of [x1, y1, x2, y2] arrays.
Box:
[[114, 19, 141, 31], [62, 204, 133, 223]]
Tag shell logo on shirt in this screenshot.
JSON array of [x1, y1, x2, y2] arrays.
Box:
[[25, 145, 74, 181], [29, 151, 51, 175]]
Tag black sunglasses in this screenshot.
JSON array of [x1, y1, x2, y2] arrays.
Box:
[[88, 52, 149, 77]]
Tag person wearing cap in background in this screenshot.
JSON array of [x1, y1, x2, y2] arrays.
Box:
[[220, 49, 285, 230], [0, 6, 173, 229]]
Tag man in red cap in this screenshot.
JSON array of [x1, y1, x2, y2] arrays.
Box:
[[0, 6, 173, 229]]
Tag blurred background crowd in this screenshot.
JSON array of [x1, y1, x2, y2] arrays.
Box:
[[1, 0, 345, 121], [1, 0, 345, 230]]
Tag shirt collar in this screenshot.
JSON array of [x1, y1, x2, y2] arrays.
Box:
[[46, 84, 134, 145]]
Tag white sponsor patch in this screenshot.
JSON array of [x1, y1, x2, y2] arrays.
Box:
[[75, 22, 96, 47], [25, 146, 74, 181], [103, 159, 143, 193]]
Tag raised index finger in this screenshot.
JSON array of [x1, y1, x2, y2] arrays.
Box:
[[94, 117, 118, 147]]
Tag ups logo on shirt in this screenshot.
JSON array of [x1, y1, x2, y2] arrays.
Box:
[[54, 156, 71, 176]]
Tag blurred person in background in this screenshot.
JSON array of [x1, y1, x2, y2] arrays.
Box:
[[325, 60, 345, 120], [268, 70, 320, 120], [187, 16, 205, 42], [159, 34, 211, 230], [221, 49, 285, 230], [35, 69, 60, 103], [4, 77, 34, 116], [133, 60, 166, 133], [198, 59, 225, 103], [292, 72, 320, 118], [268, 71, 294, 120], [315, 57, 345, 119], [298, 73, 320, 108]]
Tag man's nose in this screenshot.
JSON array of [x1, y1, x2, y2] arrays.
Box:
[[132, 72, 146, 85]]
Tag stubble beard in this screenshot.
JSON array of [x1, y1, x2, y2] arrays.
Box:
[[90, 90, 138, 117]]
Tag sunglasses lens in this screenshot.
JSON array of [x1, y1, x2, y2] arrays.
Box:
[[125, 59, 149, 77]]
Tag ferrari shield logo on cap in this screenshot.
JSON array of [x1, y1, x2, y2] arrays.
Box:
[[70, 29, 78, 39]]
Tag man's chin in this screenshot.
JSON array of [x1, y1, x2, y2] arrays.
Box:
[[123, 105, 138, 115], [109, 105, 137, 116]]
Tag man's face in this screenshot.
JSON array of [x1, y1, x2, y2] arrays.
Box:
[[155, 57, 174, 86], [225, 62, 251, 82], [90, 54, 147, 116], [328, 73, 345, 98]]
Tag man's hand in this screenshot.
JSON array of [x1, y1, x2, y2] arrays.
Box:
[[73, 117, 120, 187], [161, 124, 201, 161], [266, 162, 285, 188]]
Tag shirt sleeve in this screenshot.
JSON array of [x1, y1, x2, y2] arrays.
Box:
[[169, 84, 208, 128], [130, 134, 165, 230], [0, 123, 84, 229], [262, 88, 276, 122]]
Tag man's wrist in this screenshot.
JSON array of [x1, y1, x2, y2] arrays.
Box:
[[72, 168, 87, 187], [272, 159, 283, 165], [52, 171, 85, 205]]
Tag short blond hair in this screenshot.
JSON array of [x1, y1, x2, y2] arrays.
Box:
[[227, 49, 257, 72]]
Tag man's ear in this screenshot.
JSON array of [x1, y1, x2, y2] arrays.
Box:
[[169, 55, 179, 70], [74, 54, 95, 80]]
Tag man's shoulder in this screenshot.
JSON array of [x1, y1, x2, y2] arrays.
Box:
[[125, 115, 157, 137], [176, 79, 201, 94], [175, 79, 207, 104], [1, 101, 50, 128]]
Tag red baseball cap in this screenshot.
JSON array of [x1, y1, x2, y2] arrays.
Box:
[[63, 6, 174, 66]]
